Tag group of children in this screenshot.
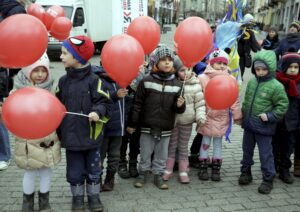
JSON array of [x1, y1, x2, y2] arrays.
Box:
[[2, 33, 300, 212]]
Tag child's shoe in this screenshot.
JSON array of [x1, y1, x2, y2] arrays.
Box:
[[198, 158, 209, 180], [71, 185, 84, 211], [178, 160, 190, 184], [118, 158, 130, 179], [279, 169, 294, 184], [38, 191, 51, 211], [211, 159, 222, 181], [258, 179, 273, 194], [134, 171, 149, 188], [22, 192, 34, 212], [294, 159, 300, 177], [129, 159, 139, 178], [238, 169, 253, 185], [154, 174, 168, 189], [162, 158, 175, 181], [102, 171, 115, 192], [87, 183, 104, 212]]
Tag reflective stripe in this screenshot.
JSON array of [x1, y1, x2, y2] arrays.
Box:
[[144, 82, 181, 93], [97, 79, 110, 99]]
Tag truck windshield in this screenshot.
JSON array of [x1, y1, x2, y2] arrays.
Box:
[[43, 6, 73, 19]]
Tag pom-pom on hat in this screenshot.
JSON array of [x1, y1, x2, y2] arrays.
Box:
[[208, 49, 229, 66], [62, 35, 95, 65], [281, 52, 300, 73]]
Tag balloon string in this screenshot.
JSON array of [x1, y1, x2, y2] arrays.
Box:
[[65, 112, 105, 123], [180, 68, 189, 96]]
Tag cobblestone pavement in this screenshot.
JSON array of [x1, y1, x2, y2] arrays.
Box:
[[0, 25, 300, 212]]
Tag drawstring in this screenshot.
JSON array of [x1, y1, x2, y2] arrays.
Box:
[[225, 109, 233, 143]]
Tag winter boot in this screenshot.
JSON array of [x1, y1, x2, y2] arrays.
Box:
[[162, 158, 175, 181], [102, 171, 115, 192], [38, 191, 51, 211], [178, 160, 190, 184], [258, 178, 274, 194], [198, 158, 209, 181], [279, 168, 294, 184], [294, 159, 300, 177], [70, 184, 84, 211], [238, 168, 253, 185], [118, 158, 130, 179], [134, 171, 150, 188], [87, 183, 104, 212], [129, 159, 139, 178], [154, 174, 168, 190], [211, 159, 222, 181], [22, 192, 34, 212]]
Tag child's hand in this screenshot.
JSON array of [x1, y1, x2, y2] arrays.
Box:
[[88, 112, 99, 122], [259, 113, 268, 122], [127, 127, 136, 134], [177, 96, 185, 107], [117, 88, 128, 98]]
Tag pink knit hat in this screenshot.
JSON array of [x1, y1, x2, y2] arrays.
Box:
[[21, 52, 50, 81]]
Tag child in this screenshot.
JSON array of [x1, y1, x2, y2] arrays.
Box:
[[198, 49, 242, 182], [273, 52, 300, 184], [163, 57, 206, 183], [92, 65, 128, 191], [239, 50, 288, 194], [261, 27, 279, 50], [12, 53, 61, 211], [127, 45, 186, 189], [56, 36, 112, 211]]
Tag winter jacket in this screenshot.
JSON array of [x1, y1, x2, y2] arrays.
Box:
[[56, 64, 113, 150], [262, 35, 280, 50], [176, 72, 206, 125], [92, 65, 126, 137], [197, 65, 242, 137], [275, 33, 300, 58], [14, 132, 61, 169], [128, 72, 185, 136], [242, 50, 289, 135], [0, 0, 26, 21], [238, 28, 261, 57]]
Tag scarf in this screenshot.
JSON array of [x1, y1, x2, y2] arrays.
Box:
[[276, 72, 300, 97]]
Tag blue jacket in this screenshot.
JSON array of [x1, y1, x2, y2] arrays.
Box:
[[56, 65, 113, 150], [0, 0, 26, 21], [92, 65, 126, 137], [275, 33, 300, 58]]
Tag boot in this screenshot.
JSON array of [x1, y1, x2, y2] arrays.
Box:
[[294, 159, 300, 177], [118, 158, 130, 179], [198, 158, 209, 181], [258, 178, 273, 194], [153, 174, 168, 189], [162, 158, 175, 181], [102, 171, 115, 192], [70, 184, 84, 211], [22, 192, 34, 212], [178, 160, 190, 184], [134, 171, 150, 188], [239, 168, 253, 185], [38, 191, 51, 211], [279, 168, 294, 184], [128, 159, 139, 178], [211, 159, 222, 182], [86, 183, 104, 212]]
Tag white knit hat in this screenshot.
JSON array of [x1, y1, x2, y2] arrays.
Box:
[[21, 52, 50, 81], [208, 49, 229, 66]]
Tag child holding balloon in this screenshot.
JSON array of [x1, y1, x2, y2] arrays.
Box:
[[127, 45, 186, 190], [56, 35, 112, 212], [163, 56, 206, 184], [11, 52, 61, 211], [239, 50, 288, 194], [197, 49, 242, 182]]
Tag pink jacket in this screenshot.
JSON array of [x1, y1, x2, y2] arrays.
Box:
[[197, 65, 242, 137]]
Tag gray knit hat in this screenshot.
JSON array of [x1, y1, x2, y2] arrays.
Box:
[[151, 45, 175, 65], [173, 56, 184, 72], [254, 61, 267, 69]]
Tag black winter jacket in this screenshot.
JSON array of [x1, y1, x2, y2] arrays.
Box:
[[128, 72, 185, 136], [56, 65, 113, 150]]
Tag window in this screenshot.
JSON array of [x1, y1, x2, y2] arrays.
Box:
[[73, 8, 84, 27]]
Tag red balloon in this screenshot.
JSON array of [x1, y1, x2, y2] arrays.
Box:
[[2, 87, 66, 139], [204, 75, 239, 110], [27, 3, 45, 22], [44, 5, 65, 30], [50, 17, 72, 41], [174, 17, 213, 67], [128, 16, 160, 54], [101, 34, 144, 88], [0, 14, 48, 68]]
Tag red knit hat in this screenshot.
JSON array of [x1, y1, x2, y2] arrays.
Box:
[[209, 49, 229, 66], [281, 52, 300, 73], [62, 35, 94, 64]]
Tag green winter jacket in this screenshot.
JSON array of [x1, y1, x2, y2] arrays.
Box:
[[242, 50, 289, 135]]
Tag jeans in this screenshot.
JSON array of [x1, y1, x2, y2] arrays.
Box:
[[0, 122, 11, 161]]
